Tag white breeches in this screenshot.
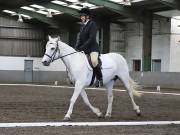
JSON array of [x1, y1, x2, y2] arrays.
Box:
[[90, 52, 99, 67]]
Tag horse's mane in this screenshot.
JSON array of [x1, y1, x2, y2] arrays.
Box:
[[58, 40, 76, 53]]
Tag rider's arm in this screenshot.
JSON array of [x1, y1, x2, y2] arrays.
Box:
[[79, 21, 97, 50]]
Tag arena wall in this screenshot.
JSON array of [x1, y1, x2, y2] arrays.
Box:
[[0, 56, 180, 89]]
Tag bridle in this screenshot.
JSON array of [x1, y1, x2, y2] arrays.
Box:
[[44, 41, 78, 62]]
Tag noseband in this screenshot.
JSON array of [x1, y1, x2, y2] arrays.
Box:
[[44, 41, 78, 62], [44, 43, 60, 62]]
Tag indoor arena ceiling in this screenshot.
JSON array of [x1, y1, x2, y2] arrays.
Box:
[[0, 0, 180, 27]]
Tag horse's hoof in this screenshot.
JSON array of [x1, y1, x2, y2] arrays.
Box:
[[136, 110, 141, 116], [98, 113, 104, 118], [63, 116, 71, 121], [136, 112, 141, 116], [105, 114, 111, 118]]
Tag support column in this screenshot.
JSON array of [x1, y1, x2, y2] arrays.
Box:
[[69, 23, 79, 47], [102, 21, 110, 53], [142, 11, 152, 71]]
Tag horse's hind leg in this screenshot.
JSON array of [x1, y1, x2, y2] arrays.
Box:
[[80, 89, 103, 118], [120, 75, 141, 116], [105, 80, 114, 118]]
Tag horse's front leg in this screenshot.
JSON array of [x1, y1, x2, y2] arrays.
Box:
[[80, 89, 103, 118], [64, 80, 84, 121]]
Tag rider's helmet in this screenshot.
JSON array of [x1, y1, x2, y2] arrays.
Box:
[[79, 8, 91, 16]]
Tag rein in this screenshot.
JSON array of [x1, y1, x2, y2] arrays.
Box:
[[59, 51, 78, 59]]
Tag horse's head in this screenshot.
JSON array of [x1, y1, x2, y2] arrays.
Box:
[[42, 35, 60, 66]]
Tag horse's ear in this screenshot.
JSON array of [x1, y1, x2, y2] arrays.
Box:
[[48, 35, 52, 41]]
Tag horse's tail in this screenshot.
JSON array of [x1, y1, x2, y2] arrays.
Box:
[[129, 77, 142, 97]]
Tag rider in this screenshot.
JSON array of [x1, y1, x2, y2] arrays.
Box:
[[75, 8, 103, 87]]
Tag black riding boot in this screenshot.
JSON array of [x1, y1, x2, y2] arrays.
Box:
[[94, 64, 103, 87]]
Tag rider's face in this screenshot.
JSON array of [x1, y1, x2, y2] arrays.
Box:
[[80, 15, 86, 23]]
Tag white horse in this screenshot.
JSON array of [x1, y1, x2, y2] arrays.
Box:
[[42, 36, 142, 121]]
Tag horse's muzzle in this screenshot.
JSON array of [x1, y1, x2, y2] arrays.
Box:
[[42, 61, 50, 66]]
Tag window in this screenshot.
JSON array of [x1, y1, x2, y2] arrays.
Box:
[[133, 60, 141, 71], [152, 59, 161, 72]]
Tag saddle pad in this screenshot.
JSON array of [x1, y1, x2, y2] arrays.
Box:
[[100, 54, 114, 69], [83, 53, 114, 70]]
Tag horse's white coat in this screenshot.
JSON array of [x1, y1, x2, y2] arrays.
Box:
[[42, 36, 141, 120]]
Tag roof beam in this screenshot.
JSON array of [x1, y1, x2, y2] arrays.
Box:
[[16, 9, 59, 27], [0, 0, 52, 11], [42, 3, 79, 18], [85, 0, 143, 22], [158, 0, 180, 10]]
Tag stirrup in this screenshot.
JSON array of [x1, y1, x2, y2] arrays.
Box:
[[95, 80, 103, 88]]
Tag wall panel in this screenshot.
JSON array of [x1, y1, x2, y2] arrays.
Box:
[[0, 15, 45, 57]]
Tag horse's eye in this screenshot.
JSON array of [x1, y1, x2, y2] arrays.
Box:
[[51, 47, 55, 50]]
